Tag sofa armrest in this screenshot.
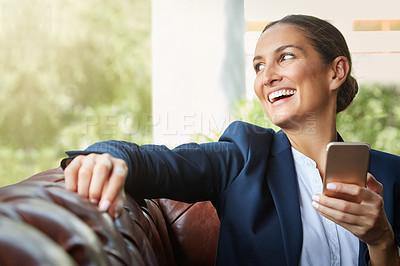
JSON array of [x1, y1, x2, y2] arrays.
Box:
[[0, 168, 174, 266], [0, 168, 220, 265], [156, 199, 219, 266]]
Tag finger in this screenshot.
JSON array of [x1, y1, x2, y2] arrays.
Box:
[[312, 197, 362, 226], [77, 154, 96, 198], [108, 190, 126, 220], [313, 194, 365, 216], [89, 154, 113, 205], [98, 179, 110, 211], [366, 173, 383, 196], [326, 182, 364, 196], [98, 159, 128, 213], [316, 207, 363, 235], [325, 182, 378, 202], [64, 156, 83, 192]]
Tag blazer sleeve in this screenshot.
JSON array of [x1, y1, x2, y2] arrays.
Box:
[[366, 150, 400, 264], [60, 121, 271, 203]]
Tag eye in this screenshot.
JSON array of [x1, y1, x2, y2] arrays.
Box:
[[280, 52, 295, 62], [254, 63, 265, 73]]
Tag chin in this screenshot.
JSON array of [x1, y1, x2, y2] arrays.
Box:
[[264, 115, 286, 129], [268, 112, 303, 130]]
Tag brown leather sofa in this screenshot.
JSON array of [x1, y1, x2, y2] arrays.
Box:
[[0, 168, 220, 266]]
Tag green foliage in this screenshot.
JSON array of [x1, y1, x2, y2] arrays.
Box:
[[337, 84, 400, 155], [232, 98, 280, 131], [233, 84, 400, 156], [0, 0, 151, 187]]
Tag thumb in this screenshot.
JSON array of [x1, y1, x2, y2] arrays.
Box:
[[366, 173, 383, 196]]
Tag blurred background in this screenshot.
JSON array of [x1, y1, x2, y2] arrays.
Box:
[[1, 0, 399, 186], [0, 0, 151, 186]]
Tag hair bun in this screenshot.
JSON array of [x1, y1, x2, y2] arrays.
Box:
[[337, 75, 358, 113]]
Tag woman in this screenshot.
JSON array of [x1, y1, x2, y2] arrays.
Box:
[[63, 15, 400, 265]]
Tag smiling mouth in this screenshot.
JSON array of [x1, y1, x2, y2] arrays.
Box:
[[268, 89, 297, 103]]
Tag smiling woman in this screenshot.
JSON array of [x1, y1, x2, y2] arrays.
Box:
[[253, 23, 340, 131], [60, 14, 400, 266]]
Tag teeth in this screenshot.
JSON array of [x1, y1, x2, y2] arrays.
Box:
[[268, 89, 296, 103]]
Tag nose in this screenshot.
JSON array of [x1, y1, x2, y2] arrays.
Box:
[[263, 64, 282, 87]]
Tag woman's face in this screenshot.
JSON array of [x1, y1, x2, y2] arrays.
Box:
[[253, 23, 336, 130]]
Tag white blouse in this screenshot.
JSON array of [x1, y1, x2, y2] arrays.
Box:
[[291, 147, 359, 266]]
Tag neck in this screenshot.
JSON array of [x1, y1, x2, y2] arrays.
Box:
[[282, 111, 337, 177]]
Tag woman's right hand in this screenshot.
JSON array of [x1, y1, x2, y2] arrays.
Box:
[[63, 153, 128, 219]]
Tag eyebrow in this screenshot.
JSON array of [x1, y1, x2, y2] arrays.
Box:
[[253, 44, 306, 62], [276, 44, 305, 54]]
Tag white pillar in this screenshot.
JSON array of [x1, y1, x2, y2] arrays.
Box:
[[151, 0, 245, 147]]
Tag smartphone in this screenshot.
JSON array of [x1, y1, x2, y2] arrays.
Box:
[[323, 142, 370, 201]]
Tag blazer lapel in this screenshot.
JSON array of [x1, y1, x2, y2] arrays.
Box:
[[266, 130, 303, 266], [265, 131, 367, 265]]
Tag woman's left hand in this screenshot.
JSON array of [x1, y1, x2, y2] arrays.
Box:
[[312, 173, 399, 265], [312, 173, 392, 246]]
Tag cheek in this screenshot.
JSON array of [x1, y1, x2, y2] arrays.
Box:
[[253, 78, 272, 117], [253, 77, 264, 100], [292, 67, 311, 84], [295, 62, 329, 89]]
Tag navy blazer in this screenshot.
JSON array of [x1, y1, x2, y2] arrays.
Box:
[[62, 121, 400, 266]]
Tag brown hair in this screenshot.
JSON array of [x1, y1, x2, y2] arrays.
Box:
[[262, 15, 358, 113]]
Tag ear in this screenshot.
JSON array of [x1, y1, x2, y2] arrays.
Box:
[[329, 56, 350, 91]]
